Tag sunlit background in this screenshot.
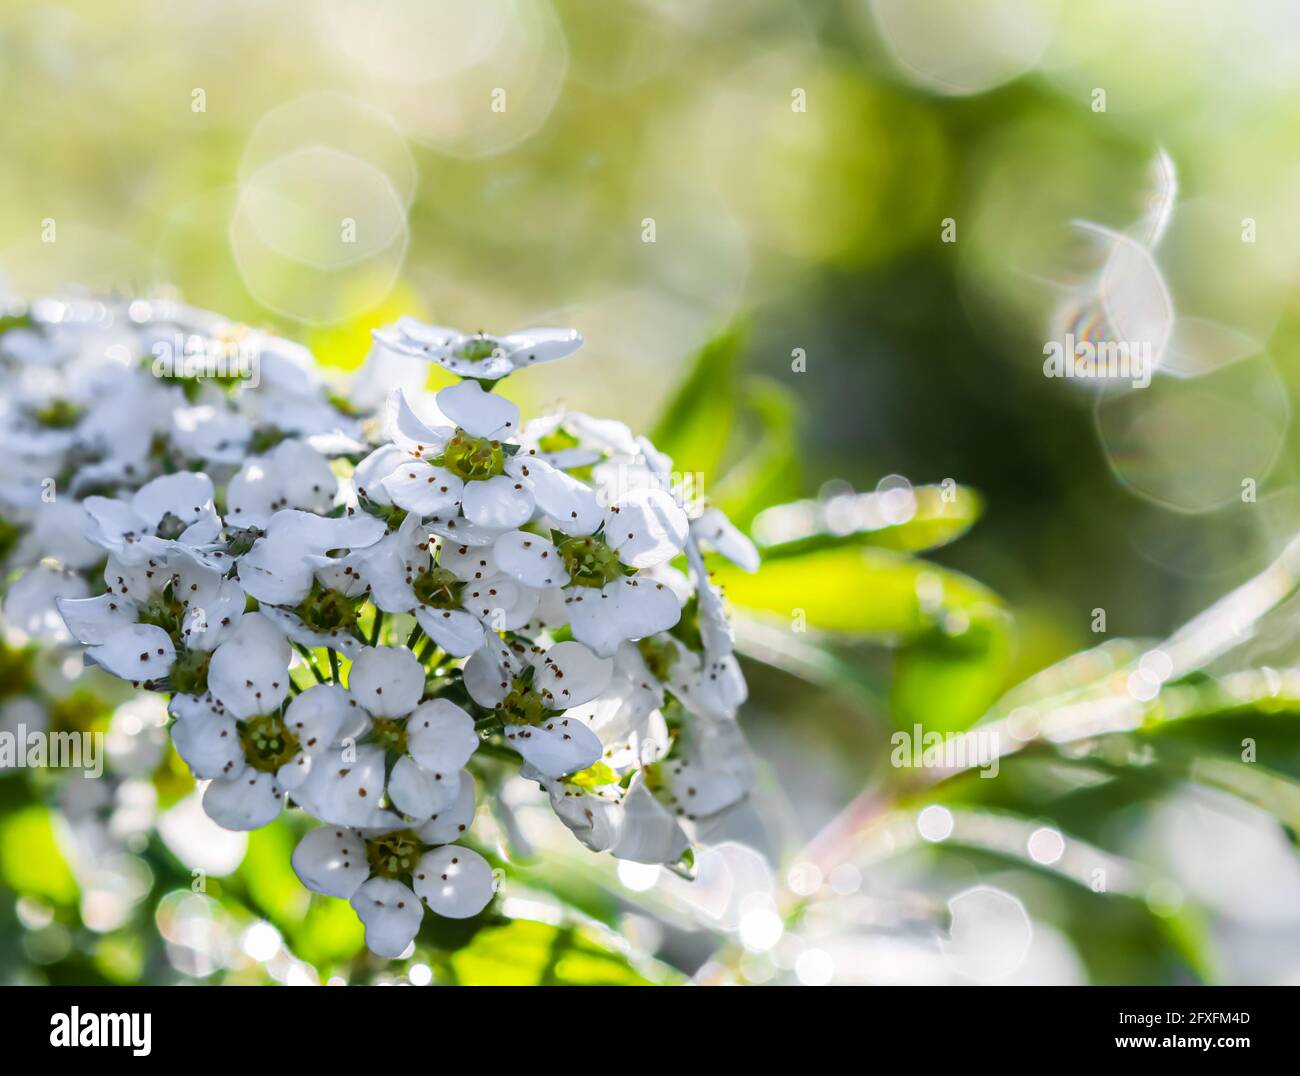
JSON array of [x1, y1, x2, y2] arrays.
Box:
[[5, 0, 1300, 984]]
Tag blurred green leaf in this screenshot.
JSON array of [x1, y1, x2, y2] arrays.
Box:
[[0, 806, 77, 905], [710, 378, 801, 530], [757, 484, 983, 559], [714, 545, 1003, 638], [448, 918, 667, 985], [651, 324, 746, 476], [290, 895, 366, 968], [240, 819, 310, 929], [892, 617, 1012, 733]]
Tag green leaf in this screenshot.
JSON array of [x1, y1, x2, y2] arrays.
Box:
[[448, 918, 670, 985], [240, 818, 310, 929], [891, 617, 1011, 733], [710, 378, 801, 530], [290, 896, 366, 968], [650, 324, 746, 476], [713, 545, 1003, 638], [0, 806, 78, 905], [756, 484, 983, 559]]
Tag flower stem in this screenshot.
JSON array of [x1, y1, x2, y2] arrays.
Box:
[[293, 644, 326, 684]]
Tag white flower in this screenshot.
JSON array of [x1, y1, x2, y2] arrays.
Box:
[[57, 549, 246, 690], [463, 637, 611, 777], [82, 471, 221, 565], [291, 780, 492, 957], [378, 385, 536, 532], [305, 515, 539, 658], [237, 509, 387, 606], [497, 486, 689, 658], [293, 645, 480, 828], [373, 318, 582, 381], [226, 439, 337, 530]]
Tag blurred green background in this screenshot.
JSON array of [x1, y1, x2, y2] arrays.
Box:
[[6, 0, 1300, 985]]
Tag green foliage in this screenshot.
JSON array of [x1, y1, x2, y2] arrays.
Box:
[[0, 806, 77, 905], [650, 324, 747, 477], [447, 919, 671, 986], [715, 545, 1001, 638]]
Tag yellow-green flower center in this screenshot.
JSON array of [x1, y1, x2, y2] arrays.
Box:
[[366, 829, 423, 879], [170, 647, 211, 696], [557, 535, 623, 589], [414, 566, 463, 609], [441, 430, 505, 482], [498, 675, 556, 727], [239, 713, 300, 772], [370, 717, 408, 755], [296, 582, 363, 635], [33, 399, 82, 429], [455, 336, 503, 363], [637, 635, 678, 682]]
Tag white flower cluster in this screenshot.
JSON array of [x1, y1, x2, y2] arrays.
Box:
[[0, 299, 758, 959]]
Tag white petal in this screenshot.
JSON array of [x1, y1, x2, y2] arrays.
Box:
[[383, 388, 452, 459], [272, 440, 337, 516], [548, 783, 623, 853], [462, 639, 523, 708], [414, 606, 485, 658], [381, 461, 464, 517], [438, 541, 498, 582], [283, 683, 353, 752], [609, 576, 682, 640], [89, 623, 175, 683], [502, 327, 583, 368], [351, 443, 406, 506], [264, 509, 388, 553], [361, 514, 425, 613], [426, 513, 503, 547], [203, 769, 284, 830], [405, 699, 479, 774], [350, 877, 423, 958], [606, 487, 689, 569], [661, 720, 751, 818], [171, 704, 241, 780], [563, 587, 626, 658], [295, 743, 398, 829], [388, 756, 460, 822], [563, 578, 679, 659], [532, 640, 613, 709], [417, 771, 477, 845], [691, 507, 759, 573], [461, 476, 534, 530], [206, 612, 292, 719], [132, 471, 216, 530], [348, 645, 424, 718], [56, 593, 136, 646], [412, 846, 494, 919], [611, 780, 689, 865], [436, 379, 520, 439], [466, 573, 540, 631], [507, 456, 602, 534], [291, 826, 369, 899], [82, 495, 147, 554], [502, 715, 602, 777], [492, 530, 569, 588]]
